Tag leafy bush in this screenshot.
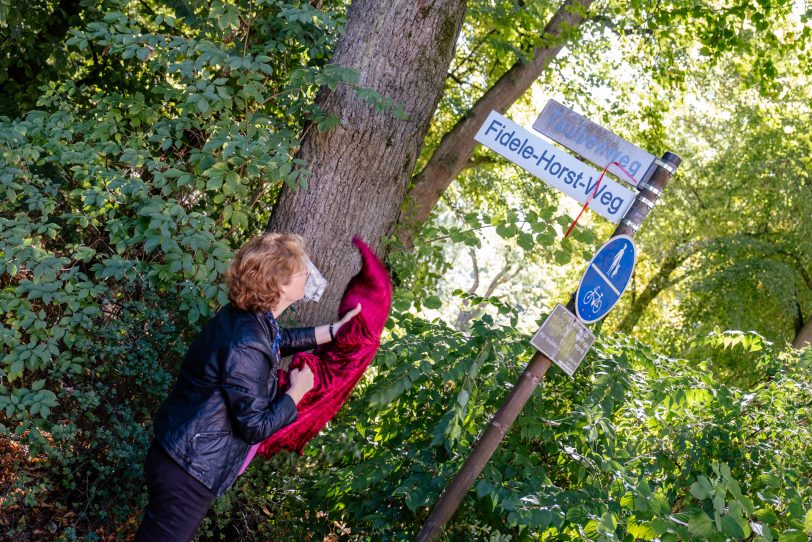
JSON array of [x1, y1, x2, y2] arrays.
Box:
[[0, 0, 351, 538], [3, 2, 811, 541], [234, 301, 812, 541]]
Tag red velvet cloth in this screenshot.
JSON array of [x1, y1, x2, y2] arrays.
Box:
[[257, 237, 392, 457]]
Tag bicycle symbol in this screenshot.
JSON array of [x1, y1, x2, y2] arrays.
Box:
[[583, 286, 603, 313]]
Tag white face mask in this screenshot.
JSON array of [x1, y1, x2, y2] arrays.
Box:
[[301, 257, 327, 303]]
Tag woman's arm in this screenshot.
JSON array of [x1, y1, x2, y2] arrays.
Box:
[[278, 303, 363, 354], [314, 303, 362, 345], [221, 343, 298, 444], [278, 327, 318, 357]]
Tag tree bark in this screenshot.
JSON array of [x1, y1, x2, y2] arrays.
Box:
[[396, 0, 594, 244], [266, 0, 467, 325], [778, 250, 812, 349], [794, 318, 812, 349]]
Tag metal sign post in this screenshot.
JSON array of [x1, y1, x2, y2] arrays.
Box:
[[416, 143, 682, 541]]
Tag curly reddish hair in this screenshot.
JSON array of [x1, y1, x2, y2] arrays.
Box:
[[225, 233, 307, 313]]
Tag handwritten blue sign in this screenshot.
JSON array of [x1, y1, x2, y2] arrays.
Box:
[[575, 235, 637, 323]]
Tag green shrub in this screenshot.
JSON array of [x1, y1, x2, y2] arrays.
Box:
[[240, 301, 812, 541], [0, 1, 350, 538]]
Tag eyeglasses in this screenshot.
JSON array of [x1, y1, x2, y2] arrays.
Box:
[[292, 269, 310, 279]]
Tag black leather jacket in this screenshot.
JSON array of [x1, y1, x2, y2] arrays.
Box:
[[152, 303, 317, 497]]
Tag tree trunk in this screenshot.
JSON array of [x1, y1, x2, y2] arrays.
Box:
[[396, 0, 594, 244], [794, 317, 812, 349], [779, 251, 812, 349], [266, 0, 467, 325]]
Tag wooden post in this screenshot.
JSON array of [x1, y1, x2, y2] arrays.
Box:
[[416, 151, 681, 542]]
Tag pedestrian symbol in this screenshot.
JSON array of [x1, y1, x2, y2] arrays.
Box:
[[607, 245, 626, 277]]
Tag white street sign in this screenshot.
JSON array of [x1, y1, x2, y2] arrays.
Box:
[[533, 100, 655, 186], [475, 111, 635, 223]]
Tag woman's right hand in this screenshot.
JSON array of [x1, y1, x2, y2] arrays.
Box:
[[285, 364, 314, 405]]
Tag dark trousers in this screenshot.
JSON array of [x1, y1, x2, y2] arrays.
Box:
[[135, 439, 216, 542]]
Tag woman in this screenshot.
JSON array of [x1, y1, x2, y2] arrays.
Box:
[[135, 232, 361, 541]]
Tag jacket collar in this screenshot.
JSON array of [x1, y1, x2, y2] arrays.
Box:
[[259, 310, 282, 361]]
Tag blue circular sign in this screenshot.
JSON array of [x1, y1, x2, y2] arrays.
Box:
[[575, 235, 637, 324]]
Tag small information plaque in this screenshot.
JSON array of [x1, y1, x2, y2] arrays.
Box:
[[530, 304, 595, 377]]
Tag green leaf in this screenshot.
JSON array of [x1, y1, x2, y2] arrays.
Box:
[[688, 511, 715, 538], [755, 508, 779, 525], [404, 490, 420, 513], [721, 514, 745, 540], [144, 236, 160, 253], [423, 295, 442, 309], [650, 493, 671, 516], [517, 232, 534, 251], [206, 176, 223, 191], [495, 223, 516, 238], [457, 389, 469, 408], [627, 519, 657, 540], [637, 479, 653, 498], [690, 475, 713, 500], [554, 250, 571, 265], [535, 230, 555, 245], [566, 506, 589, 524], [778, 530, 808, 542], [316, 115, 340, 132], [74, 246, 96, 261], [651, 518, 671, 536]]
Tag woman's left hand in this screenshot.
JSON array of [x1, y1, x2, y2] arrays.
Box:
[[334, 303, 362, 333]]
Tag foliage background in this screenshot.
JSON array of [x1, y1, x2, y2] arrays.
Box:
[[1, 0, 811, 541]]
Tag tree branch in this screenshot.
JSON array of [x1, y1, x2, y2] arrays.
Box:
[[396, 0, 596, 245]]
